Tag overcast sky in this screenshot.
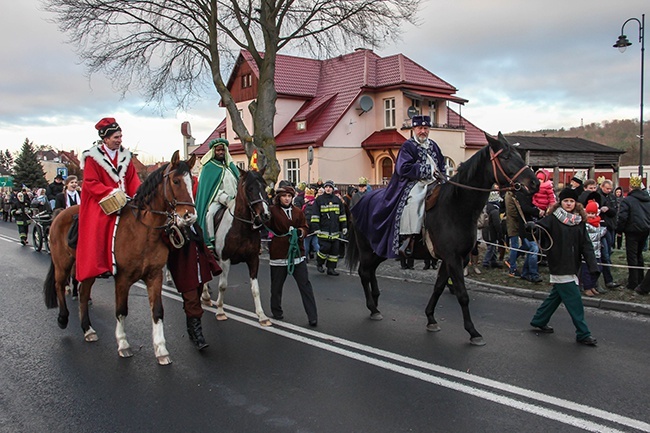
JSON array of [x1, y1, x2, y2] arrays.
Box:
[[0, 0, 647, 162]]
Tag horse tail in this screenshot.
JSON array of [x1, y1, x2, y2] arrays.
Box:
[[345, 218, 360, 272], [43, 259, 58, 309]]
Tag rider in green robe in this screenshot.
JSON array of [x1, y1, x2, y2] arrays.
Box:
[[195, 138, 240, 248]]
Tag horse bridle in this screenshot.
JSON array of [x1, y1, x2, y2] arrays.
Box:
[[442, 147, 530, 193], [129, 164, 196, 247], [230, 188, 267, 230]]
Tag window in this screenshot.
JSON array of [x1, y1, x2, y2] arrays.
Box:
[[241, 73, 252, 88], [428, 101, 436, 125], [236, 161, 246, 170], [296, 120, 306, 131], [381, 157, 393, 183], [384, 98, 396, 128], [411, 98, 421, 115], [284, 158, 300, 184], [444, 157, 455, 177]]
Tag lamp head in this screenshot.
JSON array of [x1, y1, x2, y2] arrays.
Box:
[[613, 34, 632, 53]]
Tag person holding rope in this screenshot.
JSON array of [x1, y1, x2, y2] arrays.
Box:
[[530, 187, 599, 346], [268, 182, 318, 327]]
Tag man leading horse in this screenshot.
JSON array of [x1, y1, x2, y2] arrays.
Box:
[[195, 138, 240, 249], [351, 115, 445, 258]]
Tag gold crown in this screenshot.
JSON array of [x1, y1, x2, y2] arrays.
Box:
[[630, 175, 643, 189], [596, 176, 606, 185], [358, 176, 368, 185]]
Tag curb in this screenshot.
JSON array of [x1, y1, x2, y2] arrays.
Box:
[[369, 264, 650, 317]]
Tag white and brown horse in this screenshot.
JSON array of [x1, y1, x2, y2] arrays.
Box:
[[201, 168, 272, 325]]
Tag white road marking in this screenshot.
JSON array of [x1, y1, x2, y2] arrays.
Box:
[[141, 282, 650, 432]]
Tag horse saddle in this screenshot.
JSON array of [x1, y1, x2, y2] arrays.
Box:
[[212, 206, 228, 234], [424, 183, 441, 212], [67, 214, 79, 250]]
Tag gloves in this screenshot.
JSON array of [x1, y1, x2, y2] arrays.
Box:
[[217, 192, 230, 206], [342, 228, 348, 236]]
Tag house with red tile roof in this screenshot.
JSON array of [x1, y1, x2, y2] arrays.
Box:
[[193, 48, 488, 186]]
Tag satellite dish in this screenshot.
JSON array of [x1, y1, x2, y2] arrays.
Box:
[[358, 95, 374, 114]]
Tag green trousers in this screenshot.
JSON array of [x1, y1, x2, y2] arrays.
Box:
[[531, 281, 591, 341]]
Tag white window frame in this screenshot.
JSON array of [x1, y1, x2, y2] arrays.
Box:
[[384, 98, 396, 129], [236, 161, 246, 170], [428, 101, 436, 125], [284, 158, 300, 184]]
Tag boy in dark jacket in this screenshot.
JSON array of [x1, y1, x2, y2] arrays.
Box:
[[530, 187, 599, 346], [269, 183, 318, 326]]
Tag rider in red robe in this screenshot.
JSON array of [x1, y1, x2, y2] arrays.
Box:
[[76, 118, 141, 281]]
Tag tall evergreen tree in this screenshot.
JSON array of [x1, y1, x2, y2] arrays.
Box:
[[13, 138, 47, 189]]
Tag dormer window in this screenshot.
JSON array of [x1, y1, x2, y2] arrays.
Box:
[[241, 73, 252, 88], [296, 120, 307, 131]]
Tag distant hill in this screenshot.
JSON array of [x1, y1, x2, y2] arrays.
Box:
[[507, 119, 648, 166]]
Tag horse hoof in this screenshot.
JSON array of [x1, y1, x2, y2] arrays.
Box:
[[118, 348, 134, 358], [215, 313, 228, 321], [426, 323, 441, 332], [157, 356, 172, 366], [201, 297, 213, 306], [369, 313, 383, 321], [57, 316, 68, 329], [259, 319, 272, 327], [470, 337, 486, 346]]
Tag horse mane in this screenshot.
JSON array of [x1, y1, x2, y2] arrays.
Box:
[[132, 160, 192, 208], [450, 144, 490, 185]]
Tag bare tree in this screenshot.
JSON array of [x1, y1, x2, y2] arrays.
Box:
[[44, 0, 421, 181]]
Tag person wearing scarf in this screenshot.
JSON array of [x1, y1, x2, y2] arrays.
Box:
[[54, 175, 81, 210], [267, 182, 317, 326], [77, 117, 141, 280], [529, 187, 599, 346]]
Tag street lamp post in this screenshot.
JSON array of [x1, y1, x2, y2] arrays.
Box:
[[613, 14, 645, 178]]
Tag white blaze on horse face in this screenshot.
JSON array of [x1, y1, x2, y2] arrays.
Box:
[[175, 172, 197, 226], [260, 192, 270, 218]]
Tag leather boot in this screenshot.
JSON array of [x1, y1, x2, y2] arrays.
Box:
[[186, 317, 209, 350]]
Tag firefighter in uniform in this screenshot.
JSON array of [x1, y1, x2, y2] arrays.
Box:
[[311, 180, 347, 276]]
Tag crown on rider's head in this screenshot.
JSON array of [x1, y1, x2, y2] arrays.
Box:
[[209, 138, 229, 149], [358, 177, 368, 186]]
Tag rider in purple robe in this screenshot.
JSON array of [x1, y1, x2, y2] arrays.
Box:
[[351, 115, 445, 258]]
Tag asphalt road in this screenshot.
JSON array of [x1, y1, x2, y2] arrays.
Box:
[[1, 220, 649, 433]]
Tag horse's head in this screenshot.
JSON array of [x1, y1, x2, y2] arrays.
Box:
[[163, 150, 197, 227], [485, 132, 539, 194], [237, 167, 271, 228]]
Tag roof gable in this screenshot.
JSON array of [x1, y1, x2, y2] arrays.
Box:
[[504, 136, 625, 154]]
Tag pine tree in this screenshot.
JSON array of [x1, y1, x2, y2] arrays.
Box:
[[13, 138, 47, 189]]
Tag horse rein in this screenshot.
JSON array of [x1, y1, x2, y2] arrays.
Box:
[[128, 165, 196, 247], [441, 147, 530, 193], [229, 191, 267, 229]]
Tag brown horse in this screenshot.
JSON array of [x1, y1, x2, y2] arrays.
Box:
[[200, 168, 271, 325], [44, 151, 196, 365]]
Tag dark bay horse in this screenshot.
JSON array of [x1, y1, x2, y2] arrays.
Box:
[[200, 168, 272, 325], [346, 133, 539, 345], [44, 151, 197, 365]]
